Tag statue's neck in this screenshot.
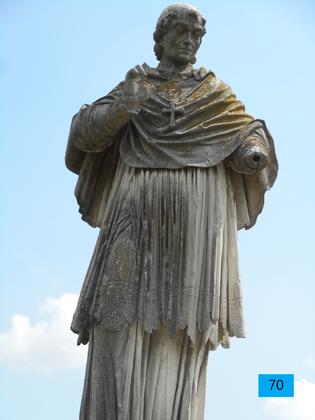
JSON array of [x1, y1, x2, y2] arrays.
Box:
[[157, 61, 193, 74], [157, 61, 194, 80]]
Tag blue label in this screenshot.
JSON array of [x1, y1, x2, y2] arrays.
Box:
[[258, 374, 294, 397]]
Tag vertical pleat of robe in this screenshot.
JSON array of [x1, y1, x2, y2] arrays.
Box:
[[71, 158, 244, 348], [80, 321, 210, 420]]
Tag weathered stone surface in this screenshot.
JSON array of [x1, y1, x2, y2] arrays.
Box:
[[66, 4, 278, 419]]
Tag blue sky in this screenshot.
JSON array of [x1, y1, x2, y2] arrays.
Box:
[[1, 1, 315, 419]]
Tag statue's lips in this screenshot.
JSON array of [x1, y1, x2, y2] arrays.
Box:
[[178, 48, 192, 53]]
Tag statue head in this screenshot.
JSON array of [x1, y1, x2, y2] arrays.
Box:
[[153, 3, 206, 65]]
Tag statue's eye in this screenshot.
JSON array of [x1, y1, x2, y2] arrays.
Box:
[[193, 30, 202, 39]]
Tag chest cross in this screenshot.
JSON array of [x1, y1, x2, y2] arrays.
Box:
[[162, 102, 185, 128]]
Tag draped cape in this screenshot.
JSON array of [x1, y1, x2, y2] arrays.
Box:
[[66, 65, 277, 231]]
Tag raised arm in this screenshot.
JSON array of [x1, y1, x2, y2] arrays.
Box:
[[70, 95, 130, 153], [69, 65, 151, 153]]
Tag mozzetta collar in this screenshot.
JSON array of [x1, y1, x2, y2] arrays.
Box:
[[142, 62, 213, 81]]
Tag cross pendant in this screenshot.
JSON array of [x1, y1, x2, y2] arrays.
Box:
[[162, 102, 185, 128]]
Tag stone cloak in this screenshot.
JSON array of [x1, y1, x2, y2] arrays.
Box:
[[65, 65, 277, 231]]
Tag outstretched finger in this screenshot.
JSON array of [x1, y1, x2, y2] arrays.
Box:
[[135, 64, 147, 77]]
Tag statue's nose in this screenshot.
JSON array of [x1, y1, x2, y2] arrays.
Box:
[[183, 33, 194, 47]]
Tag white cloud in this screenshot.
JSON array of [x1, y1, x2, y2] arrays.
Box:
[[0, 293, 87, 373], [304, 354, 315, 370], [265, 379, 315, 420]]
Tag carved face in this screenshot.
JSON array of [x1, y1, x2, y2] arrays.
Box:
[[160, 9, 204, 66]]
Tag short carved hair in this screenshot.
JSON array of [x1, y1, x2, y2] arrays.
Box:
[[153, 4, 206, 63]]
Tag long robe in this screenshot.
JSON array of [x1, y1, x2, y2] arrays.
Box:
[[66, 64, 278, 419]]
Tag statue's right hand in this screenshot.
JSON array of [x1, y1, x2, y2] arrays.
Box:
[[121, 65, 151, 115]]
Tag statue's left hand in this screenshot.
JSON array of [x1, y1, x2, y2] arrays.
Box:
[[229, 138, 269, 175], [243, 144, 269, 172]]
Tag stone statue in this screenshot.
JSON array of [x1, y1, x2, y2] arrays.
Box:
[[66, 4, 278, 419]]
